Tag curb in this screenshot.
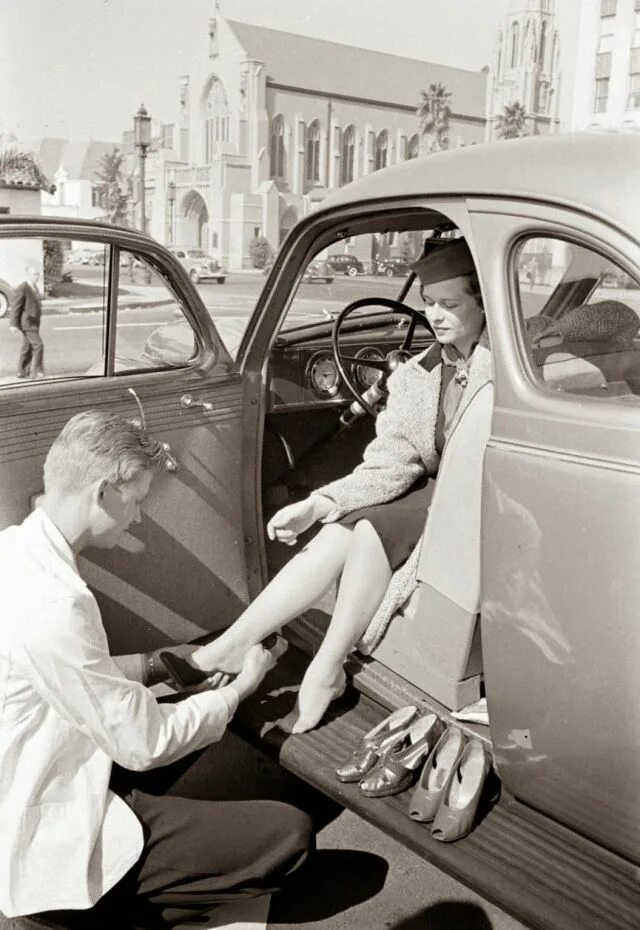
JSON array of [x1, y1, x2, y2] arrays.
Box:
[[42, 296, 176, 316]]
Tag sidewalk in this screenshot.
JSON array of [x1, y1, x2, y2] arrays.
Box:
[[42, 285, 175, 316]]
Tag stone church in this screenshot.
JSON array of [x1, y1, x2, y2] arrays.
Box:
[[140, 11, 488, 269], [485, 0, 562, 140]]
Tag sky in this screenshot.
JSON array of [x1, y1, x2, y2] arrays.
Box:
[[0, 0, 582, 143]]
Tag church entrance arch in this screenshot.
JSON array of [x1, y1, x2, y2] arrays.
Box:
[[178, 190, 210, 250], [279, 206, 298, 246]]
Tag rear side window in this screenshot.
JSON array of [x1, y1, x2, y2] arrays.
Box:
[[514, 236, 640, 404]]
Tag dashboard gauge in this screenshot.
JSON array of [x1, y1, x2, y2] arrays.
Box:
[[306, 352, 341, 397], [352, 348, 385, 390]]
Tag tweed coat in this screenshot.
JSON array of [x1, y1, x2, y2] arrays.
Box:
[[312, 331, 492, 653]]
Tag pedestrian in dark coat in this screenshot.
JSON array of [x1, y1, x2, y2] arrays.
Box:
[[10, 265, 45, 378]]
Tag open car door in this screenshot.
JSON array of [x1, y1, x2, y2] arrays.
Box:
[[471, 200, 640, 863], [0, 218, 256, 656]]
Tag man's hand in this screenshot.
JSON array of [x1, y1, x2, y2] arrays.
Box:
[[229, 644, 278, 701], [266, 495, 334, 546]]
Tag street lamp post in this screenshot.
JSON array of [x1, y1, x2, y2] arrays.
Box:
[[133, 104, 152, 234], [167, 179, 176, 244]]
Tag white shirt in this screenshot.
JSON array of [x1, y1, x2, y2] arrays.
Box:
[[0, 509, 239, 918]]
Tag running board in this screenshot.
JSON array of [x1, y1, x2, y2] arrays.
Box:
[[232, 640, 640, 930]]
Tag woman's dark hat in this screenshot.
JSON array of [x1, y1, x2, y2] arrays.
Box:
[[410, 239, 475, 285]]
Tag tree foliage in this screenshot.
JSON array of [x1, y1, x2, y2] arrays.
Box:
[[417, 83, 452, 154], [95, 147, 130, 224], [0, 148, 53, 192], [43, 239, 65, 294], [249, 235, 272, 269], [494, 102, 528, 140]]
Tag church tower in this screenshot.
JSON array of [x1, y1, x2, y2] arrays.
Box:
[[486, 0, 561, 140]]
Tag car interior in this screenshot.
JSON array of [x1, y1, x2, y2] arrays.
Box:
[[254, 210, 640, 718]]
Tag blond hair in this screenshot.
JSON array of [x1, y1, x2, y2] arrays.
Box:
[[44, 410, 164, 493]]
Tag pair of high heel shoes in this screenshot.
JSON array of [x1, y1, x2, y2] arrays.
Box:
[[335, 705, 443, 797], [335, 706, 491, 842], [408, 726, 491, 841]]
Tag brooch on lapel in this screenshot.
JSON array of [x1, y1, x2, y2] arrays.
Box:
[[454, 359, 470, 387]]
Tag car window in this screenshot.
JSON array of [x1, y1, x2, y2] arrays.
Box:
[[280, 227, 427, 333], [187, 250, 205, 258], [114, 250, 195, 372], [514, 236, 640, 403], [0, 236, 108, 385]]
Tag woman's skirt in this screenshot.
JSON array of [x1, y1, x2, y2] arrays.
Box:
[[338, 474, 434, 570]]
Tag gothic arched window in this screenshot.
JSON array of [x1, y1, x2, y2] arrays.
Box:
[[510, 21, 520, 68], [539, 21, 548, 69], [374, 130, 388, 170], [305, 120, 321, 182], [341, 125, 355, 185], [406, 134, 420, 160], [202, 76, 229, 163], [270, 114, 285, 179]]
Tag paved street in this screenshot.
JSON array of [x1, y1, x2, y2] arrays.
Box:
[[0, 270, 416, 380], [4, 264, 637, 383]]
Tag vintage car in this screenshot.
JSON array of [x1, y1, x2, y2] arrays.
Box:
[[1, 134, 639, 930], [302, 258, 334, 284], [325, 253, 365, 276], [168, 245, 226, 284], [375, 255, 412, 276], [0, 277, 12, 318]]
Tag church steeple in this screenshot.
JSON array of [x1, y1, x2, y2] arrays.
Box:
[[486, 0, 561, 140]]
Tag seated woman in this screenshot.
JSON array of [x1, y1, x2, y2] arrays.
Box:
[[184, 238, 492, 733]]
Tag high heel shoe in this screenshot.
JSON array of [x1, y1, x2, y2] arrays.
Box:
[[159, 634, 279, 689], [359, 714, 444, 798], [335, 705, 419, 783], [408, 726, 466, 823], [430, 738, 491, 842]]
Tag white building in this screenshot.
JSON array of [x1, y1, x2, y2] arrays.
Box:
[[570, 0, 640, 131], [22, 139, 119, 221], [485, 0, 561, 140], [133, 12, 487, 270]]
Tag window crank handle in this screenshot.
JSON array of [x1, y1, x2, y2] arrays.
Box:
[[180, 394, 214, 413]]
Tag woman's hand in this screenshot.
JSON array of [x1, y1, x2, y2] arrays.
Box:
[[266, 496, 334, 546]]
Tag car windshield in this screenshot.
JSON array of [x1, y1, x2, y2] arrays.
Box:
[[279, 228, 424, 333]]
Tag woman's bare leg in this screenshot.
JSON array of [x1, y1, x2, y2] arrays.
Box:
[[191, 524, 354, 674], [293, 519, 392, 733]]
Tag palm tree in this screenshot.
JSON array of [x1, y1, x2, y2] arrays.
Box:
[[0, 148, 53, 192], [494, 102, 528, 140], [417, 83, 452, 154], [95, 147, 130, 225]]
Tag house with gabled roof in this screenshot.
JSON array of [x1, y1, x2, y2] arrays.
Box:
[[143, 10, 487, 269], [21, 139, 119, 221]]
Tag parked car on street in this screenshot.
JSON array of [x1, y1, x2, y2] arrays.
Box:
[[2, 134, 640, 930], [169, 246, 226, 284], [375, 256, 412, 277], [0, 278, 12, 318], [325, 253, 364, 276], [302, 259, 334, 284]]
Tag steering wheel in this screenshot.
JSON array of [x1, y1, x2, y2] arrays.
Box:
[[331, 296, 433, 417]]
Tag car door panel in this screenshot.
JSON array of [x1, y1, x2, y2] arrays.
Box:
[[471, 204, 640, 861], [0, 221, 252, 657]]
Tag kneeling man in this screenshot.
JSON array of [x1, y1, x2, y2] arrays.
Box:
[[0, 410, 311, 926]]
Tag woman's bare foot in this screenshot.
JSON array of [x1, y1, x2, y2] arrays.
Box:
[[291, 660, 347, 734]]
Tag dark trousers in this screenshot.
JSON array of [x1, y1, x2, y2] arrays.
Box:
[[32, 789, 312, 929], [17, 328, 44, 377]]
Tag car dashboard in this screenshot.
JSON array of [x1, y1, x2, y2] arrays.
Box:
[[266, 314, 433, 412]]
